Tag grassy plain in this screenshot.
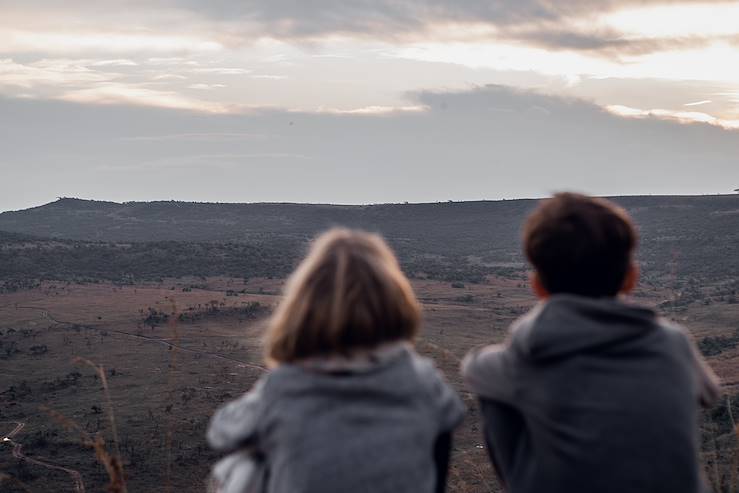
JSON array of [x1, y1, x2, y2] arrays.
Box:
[[0, 277, 737, 492]]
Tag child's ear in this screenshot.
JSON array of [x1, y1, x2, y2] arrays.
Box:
[[530, 272, 550, 300], [620, 262, 639, 295]]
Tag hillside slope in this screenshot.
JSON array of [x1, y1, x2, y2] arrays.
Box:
[[1, 195, 737, 281]]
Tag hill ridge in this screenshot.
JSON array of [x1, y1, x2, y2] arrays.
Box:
[[0, 194, 736, 283]]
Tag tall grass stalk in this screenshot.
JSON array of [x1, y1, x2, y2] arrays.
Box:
[[42, 356, 128, 493], [163, 300, 180, 493]]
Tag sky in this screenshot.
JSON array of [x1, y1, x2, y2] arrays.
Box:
[[1, 1, 738, 211]]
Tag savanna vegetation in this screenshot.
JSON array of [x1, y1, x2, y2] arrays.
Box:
[[0, 195, 737, 492]]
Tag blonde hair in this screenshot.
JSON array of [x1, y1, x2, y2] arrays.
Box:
[[264, 228, 421, 366]]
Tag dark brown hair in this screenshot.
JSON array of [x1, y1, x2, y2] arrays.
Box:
[[264, 228, 421, 365], [523, 193, 637, 297]]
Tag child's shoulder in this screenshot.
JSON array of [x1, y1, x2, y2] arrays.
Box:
[[403, 346, 465, 430], [402, 345, 450, 387], [207, 376, 270, 452], [652, 317, 701, 357], [655, 316, 689, 336], [404, 346, 437, 376]]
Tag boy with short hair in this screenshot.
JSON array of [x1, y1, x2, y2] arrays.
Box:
[[462, 193, 720, 493]]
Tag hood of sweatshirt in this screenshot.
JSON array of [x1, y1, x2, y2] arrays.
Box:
[[511, 294, 658, 362]]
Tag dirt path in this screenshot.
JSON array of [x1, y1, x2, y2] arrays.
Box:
[[2, 420, 86, 493]]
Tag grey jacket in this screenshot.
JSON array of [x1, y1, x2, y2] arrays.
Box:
[[208, 343, 465, 493], [462, 295, 720, 493]]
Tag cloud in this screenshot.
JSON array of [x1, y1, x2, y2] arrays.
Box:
[[393, 39, 739, 86], [0, 58, 115, 88], [159, 0, 736, 55], [146, 57, 193, 65], [250, 74, 287, 80], [191, 67, 251, 75], [90, 59, 138, 67], [187, 83, 227, 90], [166, 1, 710, 32], [1, 85, 737, 212], [151, 73, 188, 80], [606, 104, 739, 128], [0, 56, 231, 112], [500, 27, 709, 57], [60, 83, 227, 112], [2, 0, 738, 117], [0, 28, 223, 55], [3, 1, 735, 58], [318, 105, 426, 115]]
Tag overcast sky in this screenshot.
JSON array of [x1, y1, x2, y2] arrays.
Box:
[[1, 0, 738, 211]]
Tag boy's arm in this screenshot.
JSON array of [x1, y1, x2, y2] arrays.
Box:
[[461, 344, 517, 403], [207, 378, 267, 453], [478, 398, 526, 490], [462, 345, 525, 488]]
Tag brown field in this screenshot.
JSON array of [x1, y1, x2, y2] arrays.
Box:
[[1, 277, 738, 492]]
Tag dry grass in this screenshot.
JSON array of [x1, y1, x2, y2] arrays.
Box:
[[163, 300, 180, 493], [703, 396, 739, 493], [41, 356, 128, 493]]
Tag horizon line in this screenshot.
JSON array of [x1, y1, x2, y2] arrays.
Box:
[[2, 192, 737, 214]]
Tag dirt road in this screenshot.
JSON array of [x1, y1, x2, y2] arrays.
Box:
[[2, 420, 86, 493]]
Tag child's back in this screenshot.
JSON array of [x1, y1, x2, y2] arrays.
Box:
[[463, 295, 718, 493], [210, 343, 462, 493]]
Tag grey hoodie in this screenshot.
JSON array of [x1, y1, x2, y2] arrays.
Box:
[[462, 295, 720, 493], [208, 343, 465, 493]]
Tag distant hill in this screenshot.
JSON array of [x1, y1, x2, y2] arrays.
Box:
[[0, 197, 533, 249], [1, 195, 737, 283]]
